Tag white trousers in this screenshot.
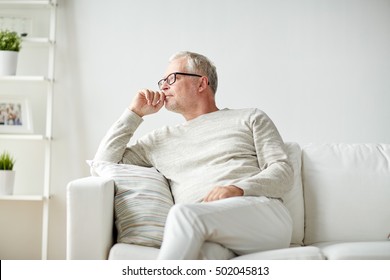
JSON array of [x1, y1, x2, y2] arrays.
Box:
[[157, 196, 293, 260]]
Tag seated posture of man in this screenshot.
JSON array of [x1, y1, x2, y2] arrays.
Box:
[[94, 51, 293, 259]]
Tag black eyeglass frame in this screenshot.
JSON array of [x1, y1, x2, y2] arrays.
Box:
[[158, 72, 203, 90]]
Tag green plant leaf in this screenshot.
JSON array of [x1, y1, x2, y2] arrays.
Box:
[[0, 151, 16, 170], [0, 30, 22, 52]]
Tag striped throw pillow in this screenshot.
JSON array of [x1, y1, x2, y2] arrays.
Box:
[[89, 161, 174, 248]]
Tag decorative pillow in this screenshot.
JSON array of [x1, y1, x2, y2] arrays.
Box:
[[88, 160, 174, 248]]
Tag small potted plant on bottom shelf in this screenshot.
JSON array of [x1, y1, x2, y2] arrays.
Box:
[[0, 151, 16, 195], [0, 30, 22, 76]]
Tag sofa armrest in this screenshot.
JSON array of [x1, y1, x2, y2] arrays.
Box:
[[66, 176, 115, 260]]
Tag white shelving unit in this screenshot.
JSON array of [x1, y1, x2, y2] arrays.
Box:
[[0, 0, 57, 260], [0, 76, 49, 82], [0, 195, 44, 201]]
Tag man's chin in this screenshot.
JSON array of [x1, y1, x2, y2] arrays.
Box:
[[164, 101, 175, 111], [164, 102, 180, 114]]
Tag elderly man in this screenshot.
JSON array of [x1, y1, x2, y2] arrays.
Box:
[[94, 51, 293, 259]]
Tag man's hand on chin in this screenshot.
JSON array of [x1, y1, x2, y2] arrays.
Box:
[[129, 89, 165, 117]]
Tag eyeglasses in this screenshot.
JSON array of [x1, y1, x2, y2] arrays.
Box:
[[158, 72, 203, 90]]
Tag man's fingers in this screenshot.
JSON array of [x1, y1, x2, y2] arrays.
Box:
[[142, 89, 153, 105], [159, 92, 166, 104], [130, 89, 165, 117], [141, 89, 164, 106], [203, 185, 244, 202], [152, 92, 161, 106]]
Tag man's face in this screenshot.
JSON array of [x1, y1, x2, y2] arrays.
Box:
[[161, 58, 199, 113]]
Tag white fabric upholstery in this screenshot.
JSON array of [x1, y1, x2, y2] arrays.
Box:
[[66, 176, 115, 260], [282, 143, 304, 245], [232, 246, 324, 260], [312, 241, 390, 260], [66, 142, 390, 260], [302, 144, 390, 244], [109, 242, 237, 260], [109, 243, 159, 260]]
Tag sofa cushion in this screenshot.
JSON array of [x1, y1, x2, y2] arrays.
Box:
[[312, 241, 390, 260], [88, 161, 174, 248], [109, 242, 237, 260], [282, 142, 304, 245], [232, 246, 324, 260], [109, 243, 160, 260], [302, 144, 390, 244]]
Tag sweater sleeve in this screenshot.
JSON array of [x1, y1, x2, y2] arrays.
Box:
[[93, 109, 151, 166], [236, 109, 294, 198]]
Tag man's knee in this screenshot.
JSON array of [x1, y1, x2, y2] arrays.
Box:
[[164, 204, 207, 241], [166, 203, 198, 224]]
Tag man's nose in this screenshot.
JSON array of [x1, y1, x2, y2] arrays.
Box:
[[161, 81, 170, 91]]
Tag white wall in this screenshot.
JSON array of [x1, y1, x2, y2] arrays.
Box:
[[58, 0, 390, 147], [2, 0, 389, 259]]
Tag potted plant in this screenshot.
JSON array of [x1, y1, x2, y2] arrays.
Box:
[[0, 30, 22, 76], [0, 151, 16, 195]]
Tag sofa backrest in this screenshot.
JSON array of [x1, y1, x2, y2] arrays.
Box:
[[302, 143, 390, 245], [283, 142, 305, 246]]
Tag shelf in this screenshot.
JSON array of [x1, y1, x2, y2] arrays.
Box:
[[0, 134, 47, 140], [0, 195, 45, 201], [22, 37, 54, 45], [0, 76, 50, 82], [0, 0, 56, 260], [0, 1, 53, 6]]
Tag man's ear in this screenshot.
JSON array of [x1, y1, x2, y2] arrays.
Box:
[[198, 76, 209, 93]]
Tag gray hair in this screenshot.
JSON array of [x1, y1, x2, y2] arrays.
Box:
[[169, 51, 218, 95]]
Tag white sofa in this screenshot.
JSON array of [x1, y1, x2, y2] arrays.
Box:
[[66, 143, 390, 260]]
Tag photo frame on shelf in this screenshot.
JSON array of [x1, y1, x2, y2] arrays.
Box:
[[0, 15, 32, 36], [0, 96, 33, 134]]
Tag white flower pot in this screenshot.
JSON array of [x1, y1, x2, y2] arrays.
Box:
[[0, 170, 15, 195], [0, 50, 19, 76]]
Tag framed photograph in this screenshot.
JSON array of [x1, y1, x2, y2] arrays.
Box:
[[0, 96, 33, 134], [0, 16, 32, 36]]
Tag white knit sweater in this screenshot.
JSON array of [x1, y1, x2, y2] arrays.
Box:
[[94, 108, 293, 203]]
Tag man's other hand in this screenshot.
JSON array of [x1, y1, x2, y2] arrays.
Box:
[[203, 185, 244, 202]]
